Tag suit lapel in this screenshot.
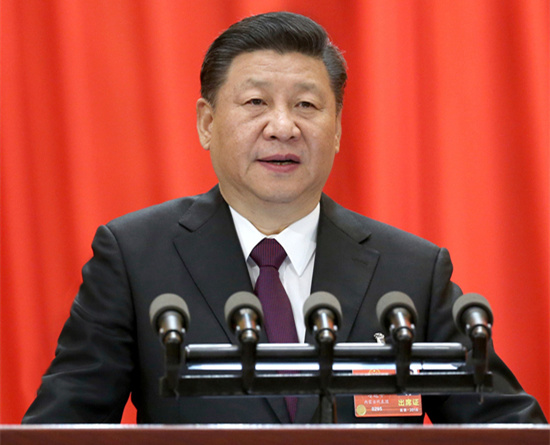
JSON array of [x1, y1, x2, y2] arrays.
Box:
[[172, 186, 252, 343], [296, 194, 380, 423], [172, 186, 289, 422], [312, 195, 380, 342]]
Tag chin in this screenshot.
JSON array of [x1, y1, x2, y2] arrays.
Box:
[[255, 189, 316, 207], [259, 194, 299, 205]]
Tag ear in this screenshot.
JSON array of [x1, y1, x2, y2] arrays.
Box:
[[196, 98, 214, 150], [334, 110, 342, 153]]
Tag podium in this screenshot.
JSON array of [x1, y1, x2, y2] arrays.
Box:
[[1, 424, 549, 445]]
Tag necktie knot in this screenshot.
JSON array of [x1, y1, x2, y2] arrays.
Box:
[[250, 238, 287, 269]]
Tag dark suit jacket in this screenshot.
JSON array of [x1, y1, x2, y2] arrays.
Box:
[[23, 186, 546, 423]]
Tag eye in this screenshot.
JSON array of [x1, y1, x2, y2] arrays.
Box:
[[246, 98, 265, 106], [297, 101, 315, 109]]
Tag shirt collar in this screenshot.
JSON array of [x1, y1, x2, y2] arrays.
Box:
[[229, 204, 320, 276]]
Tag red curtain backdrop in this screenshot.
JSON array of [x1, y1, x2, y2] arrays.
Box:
[[2, 0, 548, 424]]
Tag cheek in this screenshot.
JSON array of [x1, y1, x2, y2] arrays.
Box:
[[308, 128, 339, 159], [209, 138, 247, 175], [215, 116, 254, 143], [315, 144, 338, 174]]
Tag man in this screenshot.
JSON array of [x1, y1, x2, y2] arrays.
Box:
[[23, 11, 545, 424]]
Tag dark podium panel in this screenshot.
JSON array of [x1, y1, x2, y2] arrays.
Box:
[[1, 424, 549, 445]]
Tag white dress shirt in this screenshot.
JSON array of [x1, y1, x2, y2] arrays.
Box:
[[229, 204, 320, 342]]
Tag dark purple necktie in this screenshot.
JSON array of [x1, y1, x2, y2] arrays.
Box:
[[250, 238, 299, 421]]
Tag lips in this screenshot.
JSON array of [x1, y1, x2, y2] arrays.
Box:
[[258, 154, 301, 165]]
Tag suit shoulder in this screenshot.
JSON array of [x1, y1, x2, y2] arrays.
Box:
[[321, 194, 441, 252], [105, 194, 199, 234]]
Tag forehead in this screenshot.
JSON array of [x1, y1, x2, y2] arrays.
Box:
[[222, 50, 332, 93]]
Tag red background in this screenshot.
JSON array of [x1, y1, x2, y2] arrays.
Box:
[[2, 0, 548, 423]]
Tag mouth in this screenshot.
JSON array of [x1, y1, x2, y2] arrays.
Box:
[[258, 154, 301, 166]]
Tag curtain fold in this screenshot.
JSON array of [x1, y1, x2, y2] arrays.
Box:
[[2, 0, 548, 423]]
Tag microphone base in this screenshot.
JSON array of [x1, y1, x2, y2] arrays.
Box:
[[159, 371, 493, 398]]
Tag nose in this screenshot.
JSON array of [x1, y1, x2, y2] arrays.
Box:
[[263, 107, 301, 141]]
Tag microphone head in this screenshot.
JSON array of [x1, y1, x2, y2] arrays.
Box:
[[376, 291, 418, 334], [303, 291, 343, 330], [452, 293, 494, 334], [224, 291, 264, 329], [149, 293, 190, 331]]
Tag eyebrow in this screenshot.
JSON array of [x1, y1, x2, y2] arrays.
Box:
[[241, 78, 324, 95]]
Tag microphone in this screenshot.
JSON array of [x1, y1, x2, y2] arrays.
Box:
[[303, 291, 342, 423], [452, 293, 493, 389], [376, 291, 418, 391], [303, 291, 343, 344], [224, 291, 264, 344], [376, 291, 418, 343], [452, 293, 493, 340], [149, 293, 191, 346], [149, 293, 191, 394], [224, 292, 264, 392]]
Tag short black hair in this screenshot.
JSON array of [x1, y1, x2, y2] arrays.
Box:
[[200, 11, 347, 111]]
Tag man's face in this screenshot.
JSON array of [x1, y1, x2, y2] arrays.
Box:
[[197, 50, 342, 220]]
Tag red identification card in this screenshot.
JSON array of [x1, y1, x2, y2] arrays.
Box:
[[353, 369, 422, 417]]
